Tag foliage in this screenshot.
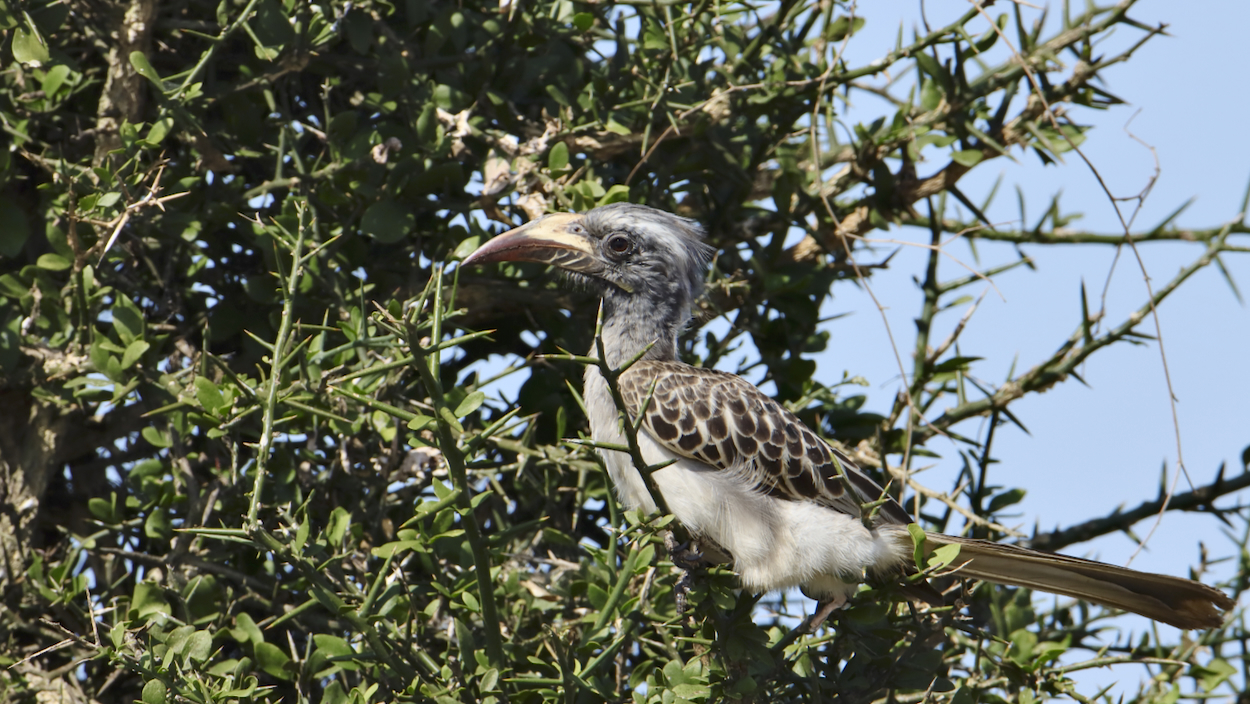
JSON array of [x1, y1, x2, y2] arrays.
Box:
[[0, 0, 1247, 702]]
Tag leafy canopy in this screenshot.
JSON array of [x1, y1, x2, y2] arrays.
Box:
[[0, 0, 1246, 702]]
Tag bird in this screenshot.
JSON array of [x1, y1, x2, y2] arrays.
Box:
[[462, 202, 1234, 629]]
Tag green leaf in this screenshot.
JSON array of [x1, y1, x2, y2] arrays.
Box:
[[0, 274, 29, 298], [826, 15, 865, 41], [145, 509, 171, 540], [313, 634, 353, 658], [254, 642, 292, 680], [927, 543, 961, 570], [918, 132, 958, 148], [145, 116, 175, 145], [360, 200, 414, 244], [323, 681, 348, 704], [1194, 658, 1237, 691], [88, 342, 119, 381], [919, 79, 941, 111], [112, 295, 145, 344], [0, 196, 30, 257], [597, 184, 630, 207], [545, 84, 570, 107], [327, 507, 351, 545], [36, 253, 70, 271], [986, 488, 1025, 513], [234, 612, 264, 646], [88, 497, 117, 524], [548, 142, 570, 173], [254, 0, 296, 46], [373, 540, 429, 560], [931, 355, 982, 374], [131, 581, 171, 621], [587, 584, 609, 610], [129, 51, 164, 89], [40, 64, 70, 97], [95, 338, 126, 354], [462, 590, 480, 612], [951, 149, 984, 167], [185, 630, 212, 664], [452, 235, 482, 260], [12, 26, 50, 65], [634, 543, 655, 573], [572, 12, 594, 31], [1032, 641, 1067, 668], [372, 409, 396, 442], [164, 626, 194, 669], [604, 118, 631, 136], [454, 391, 486, 418], [407, 414, 435, 431], [122, 340, 150, 369], [289, 517, 309, 554], [670, 683, 711, 699], [142, 426, 171, 448], [141, 679, 167, 704], [907, 524, 927, 570], [431, 480, 453, 500], [411, 162, 466, 194], [194, 377, 227, 414], [438, 406, 464, 433], [1007, 628, 1037, 667], [972, 18, 1003, 54], [915, 51, 945, 84]]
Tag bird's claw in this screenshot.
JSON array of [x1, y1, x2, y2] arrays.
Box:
[[664, 532, 707, 572], [805, 596, 848, 632], [664, 531, 705, 616]]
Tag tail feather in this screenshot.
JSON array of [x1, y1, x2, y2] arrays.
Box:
[[921, 533, 1234, 630]]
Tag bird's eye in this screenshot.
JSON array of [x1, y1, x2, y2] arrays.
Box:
[[606, 234, 632, 256]]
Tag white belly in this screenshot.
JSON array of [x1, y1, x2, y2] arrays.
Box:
[[583, 366, 907, 601]]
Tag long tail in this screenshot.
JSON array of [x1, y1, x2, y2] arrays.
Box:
[[920, 533, 1234, 629]]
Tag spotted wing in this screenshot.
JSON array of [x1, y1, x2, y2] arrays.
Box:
[[618, 361, 912, 526]]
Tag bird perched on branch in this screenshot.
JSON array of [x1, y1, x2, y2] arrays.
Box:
[[463, 202, 1233, 629]]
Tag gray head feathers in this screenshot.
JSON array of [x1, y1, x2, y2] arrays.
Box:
[[579, 203, 714, 304], [461, 202, 716, 363]]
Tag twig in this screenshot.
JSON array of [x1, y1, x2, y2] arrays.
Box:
[[919, 232, 1237, 439], [1025, 465, 1250, 553], [401, 266, 507, 671]]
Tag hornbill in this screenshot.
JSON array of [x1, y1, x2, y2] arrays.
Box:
[[463, 202, 1233, 629]]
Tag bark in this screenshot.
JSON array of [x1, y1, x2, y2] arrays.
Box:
[[0, 389, 71, 593], [0, 345, 145, 592], [94, 0, 160, 165], [0, 345, 146, 697]]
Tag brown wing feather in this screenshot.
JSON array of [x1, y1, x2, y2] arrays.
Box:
[[618, 361, 912, 526]]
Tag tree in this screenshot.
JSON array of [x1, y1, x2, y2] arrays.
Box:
[[0, 0, 1246, 701]]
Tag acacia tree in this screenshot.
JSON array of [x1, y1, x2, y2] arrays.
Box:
[[0, 0, 1246, 702]]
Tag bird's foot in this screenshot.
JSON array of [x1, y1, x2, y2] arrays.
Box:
[[674, 571, 693, 616], [664, 532, 705, 617], [664, 532, 707, 572], [805, 596, 848, 632]]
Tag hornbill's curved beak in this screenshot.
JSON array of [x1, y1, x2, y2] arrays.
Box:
[[461, 213, 604, 275]]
